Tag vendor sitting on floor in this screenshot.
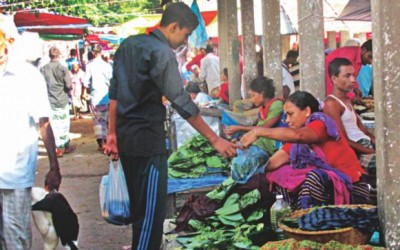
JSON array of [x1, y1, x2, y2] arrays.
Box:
[[224, 76, 285, 155], [240, 91, 371, 210], [185, 81, 213, 106], [323, 58, 376, 178]]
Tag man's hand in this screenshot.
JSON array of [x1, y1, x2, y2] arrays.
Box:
[[104, 133, 119, 161], [45, 168, 62, 191], [211, 137, 237, 158]]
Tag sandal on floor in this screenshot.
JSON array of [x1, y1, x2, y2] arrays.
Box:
[[64, 145, 76, 154]]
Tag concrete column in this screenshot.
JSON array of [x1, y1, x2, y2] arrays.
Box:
[[217, 0, 228, 68], [281, 35, 291, 60], [261, 0, 282, 97], [340, 30, 350, 47], [327, 31, 337, 49], [225, 0, 241, 108], [371, 0, 400, 247], [240, 0, 257, 99], [297, 0, 325, 100]]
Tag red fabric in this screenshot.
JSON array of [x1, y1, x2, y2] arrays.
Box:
[[282, 120, 365, 183], [218, 82, 229, 103], [325, 46, 362, 96], [14, 11, 88, 35], [258, 98, 284, 121], [185, 54, 204, 71]]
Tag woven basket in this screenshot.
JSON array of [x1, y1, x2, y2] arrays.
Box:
[[278, 204, 376, 246]]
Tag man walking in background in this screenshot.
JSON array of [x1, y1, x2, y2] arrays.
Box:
[[84, 44, 112, 152], [41, 46, 76, 157]]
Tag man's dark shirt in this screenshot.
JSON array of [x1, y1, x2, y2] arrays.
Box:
[[40, 61, 72, 108], [109, 30, 199, 157]]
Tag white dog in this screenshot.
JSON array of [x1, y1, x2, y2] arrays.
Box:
[[31, 187, 59, 250], [31, 187, 79, 250]]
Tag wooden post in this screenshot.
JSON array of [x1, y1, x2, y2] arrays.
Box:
[[327, 31, 337, 49], [340, 30, 350, 47], [217, 0, 228, 69]]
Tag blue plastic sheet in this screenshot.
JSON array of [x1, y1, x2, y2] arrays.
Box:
[[168, 174, 228, 194]]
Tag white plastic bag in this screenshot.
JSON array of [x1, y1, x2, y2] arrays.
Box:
[[99, 160, 131, 225]]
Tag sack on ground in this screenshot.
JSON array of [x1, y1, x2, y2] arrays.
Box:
[[99, 160, 131, 225]]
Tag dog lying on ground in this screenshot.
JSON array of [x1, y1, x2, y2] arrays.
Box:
[[31, 187, 79, 250]]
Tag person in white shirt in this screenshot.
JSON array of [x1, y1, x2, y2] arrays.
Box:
[[282, 50, 297, 99], [0, 14, 61, 249], [199, 45, 220, 97]]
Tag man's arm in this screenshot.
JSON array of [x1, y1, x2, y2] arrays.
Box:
[[323, 99, 374, 154], [186, 113, 237, 158], [39, 117, 61, 191], [104, 99, 119, 160]]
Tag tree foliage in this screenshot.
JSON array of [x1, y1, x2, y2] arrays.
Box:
[[2, 0, 162, 26]]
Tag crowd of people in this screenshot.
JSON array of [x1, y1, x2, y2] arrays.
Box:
[[0, 2, 377, 249]]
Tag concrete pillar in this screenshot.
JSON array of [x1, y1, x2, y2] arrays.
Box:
[[281, 35, 291, 60], [261, 0, 282, 97], [297, 0, 325, 100], [371, 0, 400, 247], [217, 0, 228, 69], [340, 30, 350, 47], [225, 0, 241, 108], [327, 31, 337, 49], [240, 0, 257, 99]]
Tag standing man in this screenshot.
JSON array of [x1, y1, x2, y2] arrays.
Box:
[[282, 50, 297, 99], [0, 14, 61, 249], [199, 44, 220, 97], [105, 3, 237, 249], [41, 46, 76, 157], [325, 39, 373, 97], [84, 44, 112, 152], [66, 48, 79, 71]]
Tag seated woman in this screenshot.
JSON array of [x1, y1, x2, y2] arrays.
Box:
[[225, 76, 285, 155], [240, 91, 370, 210], [185, 81, 213, 106], [323, 58, 376, 178]]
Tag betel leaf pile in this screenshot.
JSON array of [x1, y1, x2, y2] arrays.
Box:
[[168, 135, 230, 178]]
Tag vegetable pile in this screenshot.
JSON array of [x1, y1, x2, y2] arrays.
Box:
[[176, 178, 268, 249], [168, 135, 230, 178]]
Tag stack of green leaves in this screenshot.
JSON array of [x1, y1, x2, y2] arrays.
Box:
[[176, 178, 266, 249], [168, 135, 230, 178]]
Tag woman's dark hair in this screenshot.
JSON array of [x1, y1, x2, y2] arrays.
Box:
[[286, 91, 320, 113], [160, 2, 199, 31], [250, 76, 275, 99], [222, 67, 228, 78], [185, 82, 201, 94]]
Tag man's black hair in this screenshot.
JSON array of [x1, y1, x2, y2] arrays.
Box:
[[361, 39, 372, 52], [250, 76, 275, 99], [160, 2, 199, 31], [328, 57, 352, 78], [205, 44, 214, 53], [286, 91, 320, 113], [70, 49, 77, 57], [185, 82, 201, 94], [286, 50, 299, 60]]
